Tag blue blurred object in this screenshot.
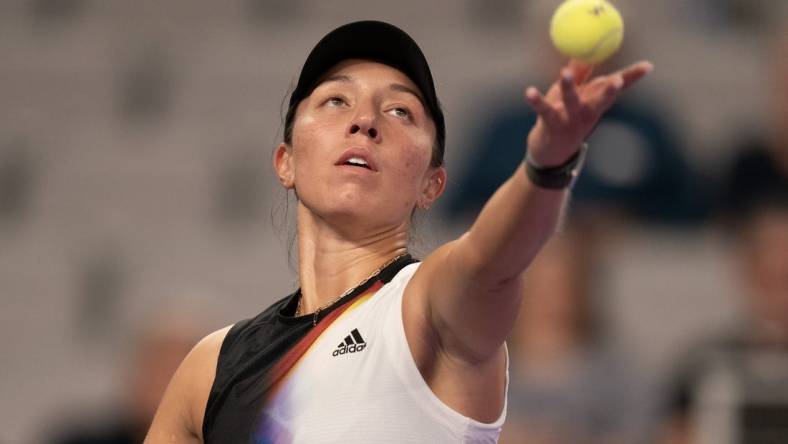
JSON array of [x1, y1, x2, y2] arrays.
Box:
[[444, 97, 709, 224], [718, 136, 788, 222]]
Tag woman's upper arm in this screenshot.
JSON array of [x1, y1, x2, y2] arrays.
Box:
[[405, 235, 522, 363], [145, 325, 232, 444]]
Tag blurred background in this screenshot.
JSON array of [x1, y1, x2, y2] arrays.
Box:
[[1, 0, 786, 443]]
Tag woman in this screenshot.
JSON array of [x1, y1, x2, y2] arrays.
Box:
[[145, 20, 652, 443]]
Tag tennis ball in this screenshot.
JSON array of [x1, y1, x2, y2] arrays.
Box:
[[550, 0, 624, 65]]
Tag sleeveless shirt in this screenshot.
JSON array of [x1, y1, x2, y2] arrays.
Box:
[[203, 255, 508, 443]]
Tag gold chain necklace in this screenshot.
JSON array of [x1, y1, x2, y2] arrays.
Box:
[[296, 253, 407, 326]]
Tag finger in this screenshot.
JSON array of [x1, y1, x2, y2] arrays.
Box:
[[568, 59, 595, 84], [592, 75, 623, 111], [559, 69, 582, 114], [600, 75, 624, 109], [614, 60, 654, 90], [580, 75, 621, 112], [524, 86, 561, 125]]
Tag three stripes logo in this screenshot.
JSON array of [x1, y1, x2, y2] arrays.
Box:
[[332, 328, 367, 356]]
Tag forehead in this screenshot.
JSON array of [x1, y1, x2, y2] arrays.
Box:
[[315, 59, 422, 96]]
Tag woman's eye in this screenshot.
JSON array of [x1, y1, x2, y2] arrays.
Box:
[[390, 107, 410, 119], [326, 97, 346, 107]]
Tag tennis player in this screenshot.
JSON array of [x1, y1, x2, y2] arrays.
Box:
[[145, 20, 652, 443]]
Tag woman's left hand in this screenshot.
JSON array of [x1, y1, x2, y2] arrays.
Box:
[[524, 60, 654, 166]]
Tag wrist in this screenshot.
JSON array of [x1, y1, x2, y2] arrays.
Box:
[[523, 142, 588, 190], [526, 144, 580, 168]]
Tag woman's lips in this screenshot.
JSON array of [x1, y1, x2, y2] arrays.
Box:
[[335, 148, 378, 172]]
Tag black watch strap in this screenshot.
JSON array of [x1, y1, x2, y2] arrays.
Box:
[[524, 143, 588, 190]]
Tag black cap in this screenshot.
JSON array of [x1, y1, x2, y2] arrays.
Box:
[[287, 20, 445, 161]]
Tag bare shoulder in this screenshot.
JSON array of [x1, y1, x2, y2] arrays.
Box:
[[145, 324, 233, 444]]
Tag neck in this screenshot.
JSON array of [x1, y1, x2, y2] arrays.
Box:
[[295, 204, 409, 314]]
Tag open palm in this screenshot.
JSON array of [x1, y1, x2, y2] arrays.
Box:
[[524, 60, 654, 166]]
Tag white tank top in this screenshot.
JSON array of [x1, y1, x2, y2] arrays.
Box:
[[262, 262, 508, 443]]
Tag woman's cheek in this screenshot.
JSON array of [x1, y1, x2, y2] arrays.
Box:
[[392, 153, 417, 183], [391, 147, 430, 207], [400, 144, 431, 179], [291, 121, 336, 177]]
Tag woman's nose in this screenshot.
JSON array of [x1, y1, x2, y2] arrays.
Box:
[[347, 106, 380, 141], [349, 123, 378, 140]]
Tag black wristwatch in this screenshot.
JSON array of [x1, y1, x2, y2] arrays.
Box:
[[524, 142, 589, 190]]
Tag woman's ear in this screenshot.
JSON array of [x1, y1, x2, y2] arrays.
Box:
[[273, 143, 295, 189], [417, 167, 447, 210]]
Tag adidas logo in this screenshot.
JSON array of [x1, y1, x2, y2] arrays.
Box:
[[332, 328, 367, 356]]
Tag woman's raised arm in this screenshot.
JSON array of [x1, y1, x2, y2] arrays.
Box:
[[408, 60, 653, 362]]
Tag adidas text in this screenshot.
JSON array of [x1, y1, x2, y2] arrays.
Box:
[[332, 328, 367, 357], [332, 343, 366, 356]]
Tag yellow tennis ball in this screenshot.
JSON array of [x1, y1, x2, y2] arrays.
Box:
[[550, 0, 624, 64]]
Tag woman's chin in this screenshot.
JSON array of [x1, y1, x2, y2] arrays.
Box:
[[302, 200, 407, 233]]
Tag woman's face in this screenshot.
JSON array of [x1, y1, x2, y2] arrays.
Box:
[[275, 60, 445, 233]]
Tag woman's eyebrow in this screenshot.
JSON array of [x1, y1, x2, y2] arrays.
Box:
[[389, 83, 425, 106], [321, 74, 352, 85], [317, 75, 424, 106]]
